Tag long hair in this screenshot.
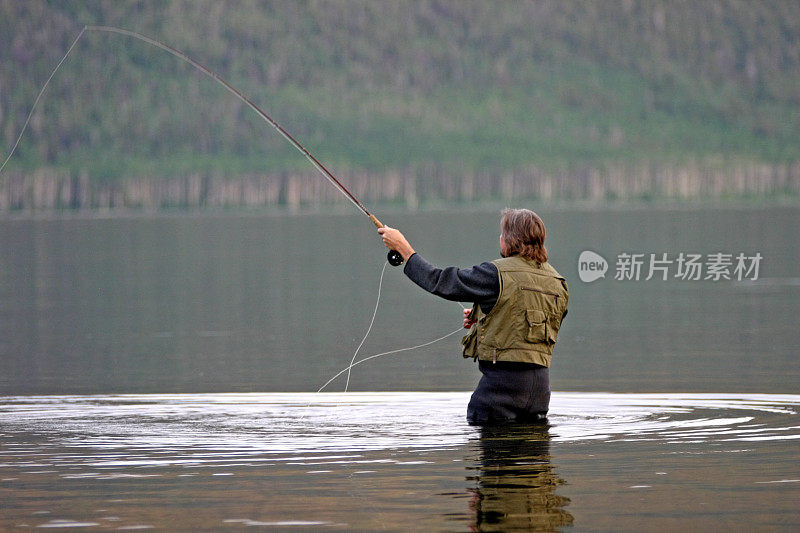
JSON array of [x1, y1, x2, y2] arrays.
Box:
[[501, 208, 548, 263]]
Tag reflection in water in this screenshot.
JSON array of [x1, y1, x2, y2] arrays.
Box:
[[0, 393, 798, 530], [469, 424, 573, 531], [3, 208, 800, 395]]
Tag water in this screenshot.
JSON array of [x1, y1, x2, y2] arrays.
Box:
[[1, 205, 800, 529], [1, 393, 798, 530], [2, 205, 799, 394]]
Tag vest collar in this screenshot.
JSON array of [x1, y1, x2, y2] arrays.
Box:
[[493, 255, 565, 280]]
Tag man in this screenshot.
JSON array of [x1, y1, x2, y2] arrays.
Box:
[[378, 208, 569, 424]]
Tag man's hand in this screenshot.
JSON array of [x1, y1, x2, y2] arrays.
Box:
[[463, 308, 476, 329], [377, 226, 416, 262]]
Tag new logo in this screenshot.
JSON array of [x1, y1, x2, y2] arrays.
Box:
[[578, 250, 608, 283]]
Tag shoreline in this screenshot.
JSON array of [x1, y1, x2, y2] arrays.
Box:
[[1, 195, 799, 222]]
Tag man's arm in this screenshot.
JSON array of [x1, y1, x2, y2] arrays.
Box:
[[404, 253, 499, 311], [377, 226, 499, 311]]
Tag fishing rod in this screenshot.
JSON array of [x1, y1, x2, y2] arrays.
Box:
[[3, 25, 403, 266]]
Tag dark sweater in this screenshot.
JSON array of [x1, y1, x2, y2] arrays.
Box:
[[403, 253, 500, 314]]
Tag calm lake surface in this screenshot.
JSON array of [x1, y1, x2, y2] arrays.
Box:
[[1, 393, 799, 531], [1, 205, 799, 530]]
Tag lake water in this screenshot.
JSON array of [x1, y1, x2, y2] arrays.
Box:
[[1, 205, 799, 530], [1, 392, 799, 530]]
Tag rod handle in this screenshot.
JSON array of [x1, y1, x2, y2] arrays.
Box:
[[369, 214, 384, 228]]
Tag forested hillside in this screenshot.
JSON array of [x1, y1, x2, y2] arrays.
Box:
[[1, 0, 799, 209]]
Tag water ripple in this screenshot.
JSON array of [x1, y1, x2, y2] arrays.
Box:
[[1, 392, 798, 470]]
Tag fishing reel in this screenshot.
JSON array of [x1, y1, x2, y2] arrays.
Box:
[[387, 250, 404, 267]]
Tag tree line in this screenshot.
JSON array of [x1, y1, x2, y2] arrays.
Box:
[[1, 0, 799, 209]]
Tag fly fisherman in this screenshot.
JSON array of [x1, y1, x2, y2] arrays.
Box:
[[378, 208, 569, 425]]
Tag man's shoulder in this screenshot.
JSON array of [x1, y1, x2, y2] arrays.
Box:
[[492, 256, 565, 280]]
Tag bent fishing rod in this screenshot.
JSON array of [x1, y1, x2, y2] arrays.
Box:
[[3, 25, 403, 266]]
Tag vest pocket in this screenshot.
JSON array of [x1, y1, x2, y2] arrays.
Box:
[[525, 309, 553, 345], [461, 327, 479, 359]]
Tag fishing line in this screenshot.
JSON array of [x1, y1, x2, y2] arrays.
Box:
[[1, 25, 405, 268], [4, 25, 467, 392], [344, 262, 387, 392], [1, 25, 361, 213], [316, 326, 465, 393], [0, 27, 87, 175], [319, 261, 468, 394]]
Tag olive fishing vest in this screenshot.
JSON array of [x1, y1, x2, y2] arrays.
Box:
[[461, 256, 568, 367]]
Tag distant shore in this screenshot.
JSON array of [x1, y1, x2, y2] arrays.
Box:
[[2, 160, 798, 214]]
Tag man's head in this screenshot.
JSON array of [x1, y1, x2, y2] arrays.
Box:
[[500, 208, 548, 263]]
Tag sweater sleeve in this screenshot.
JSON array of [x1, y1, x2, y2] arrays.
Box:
[[402, 253, 500, 313]]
